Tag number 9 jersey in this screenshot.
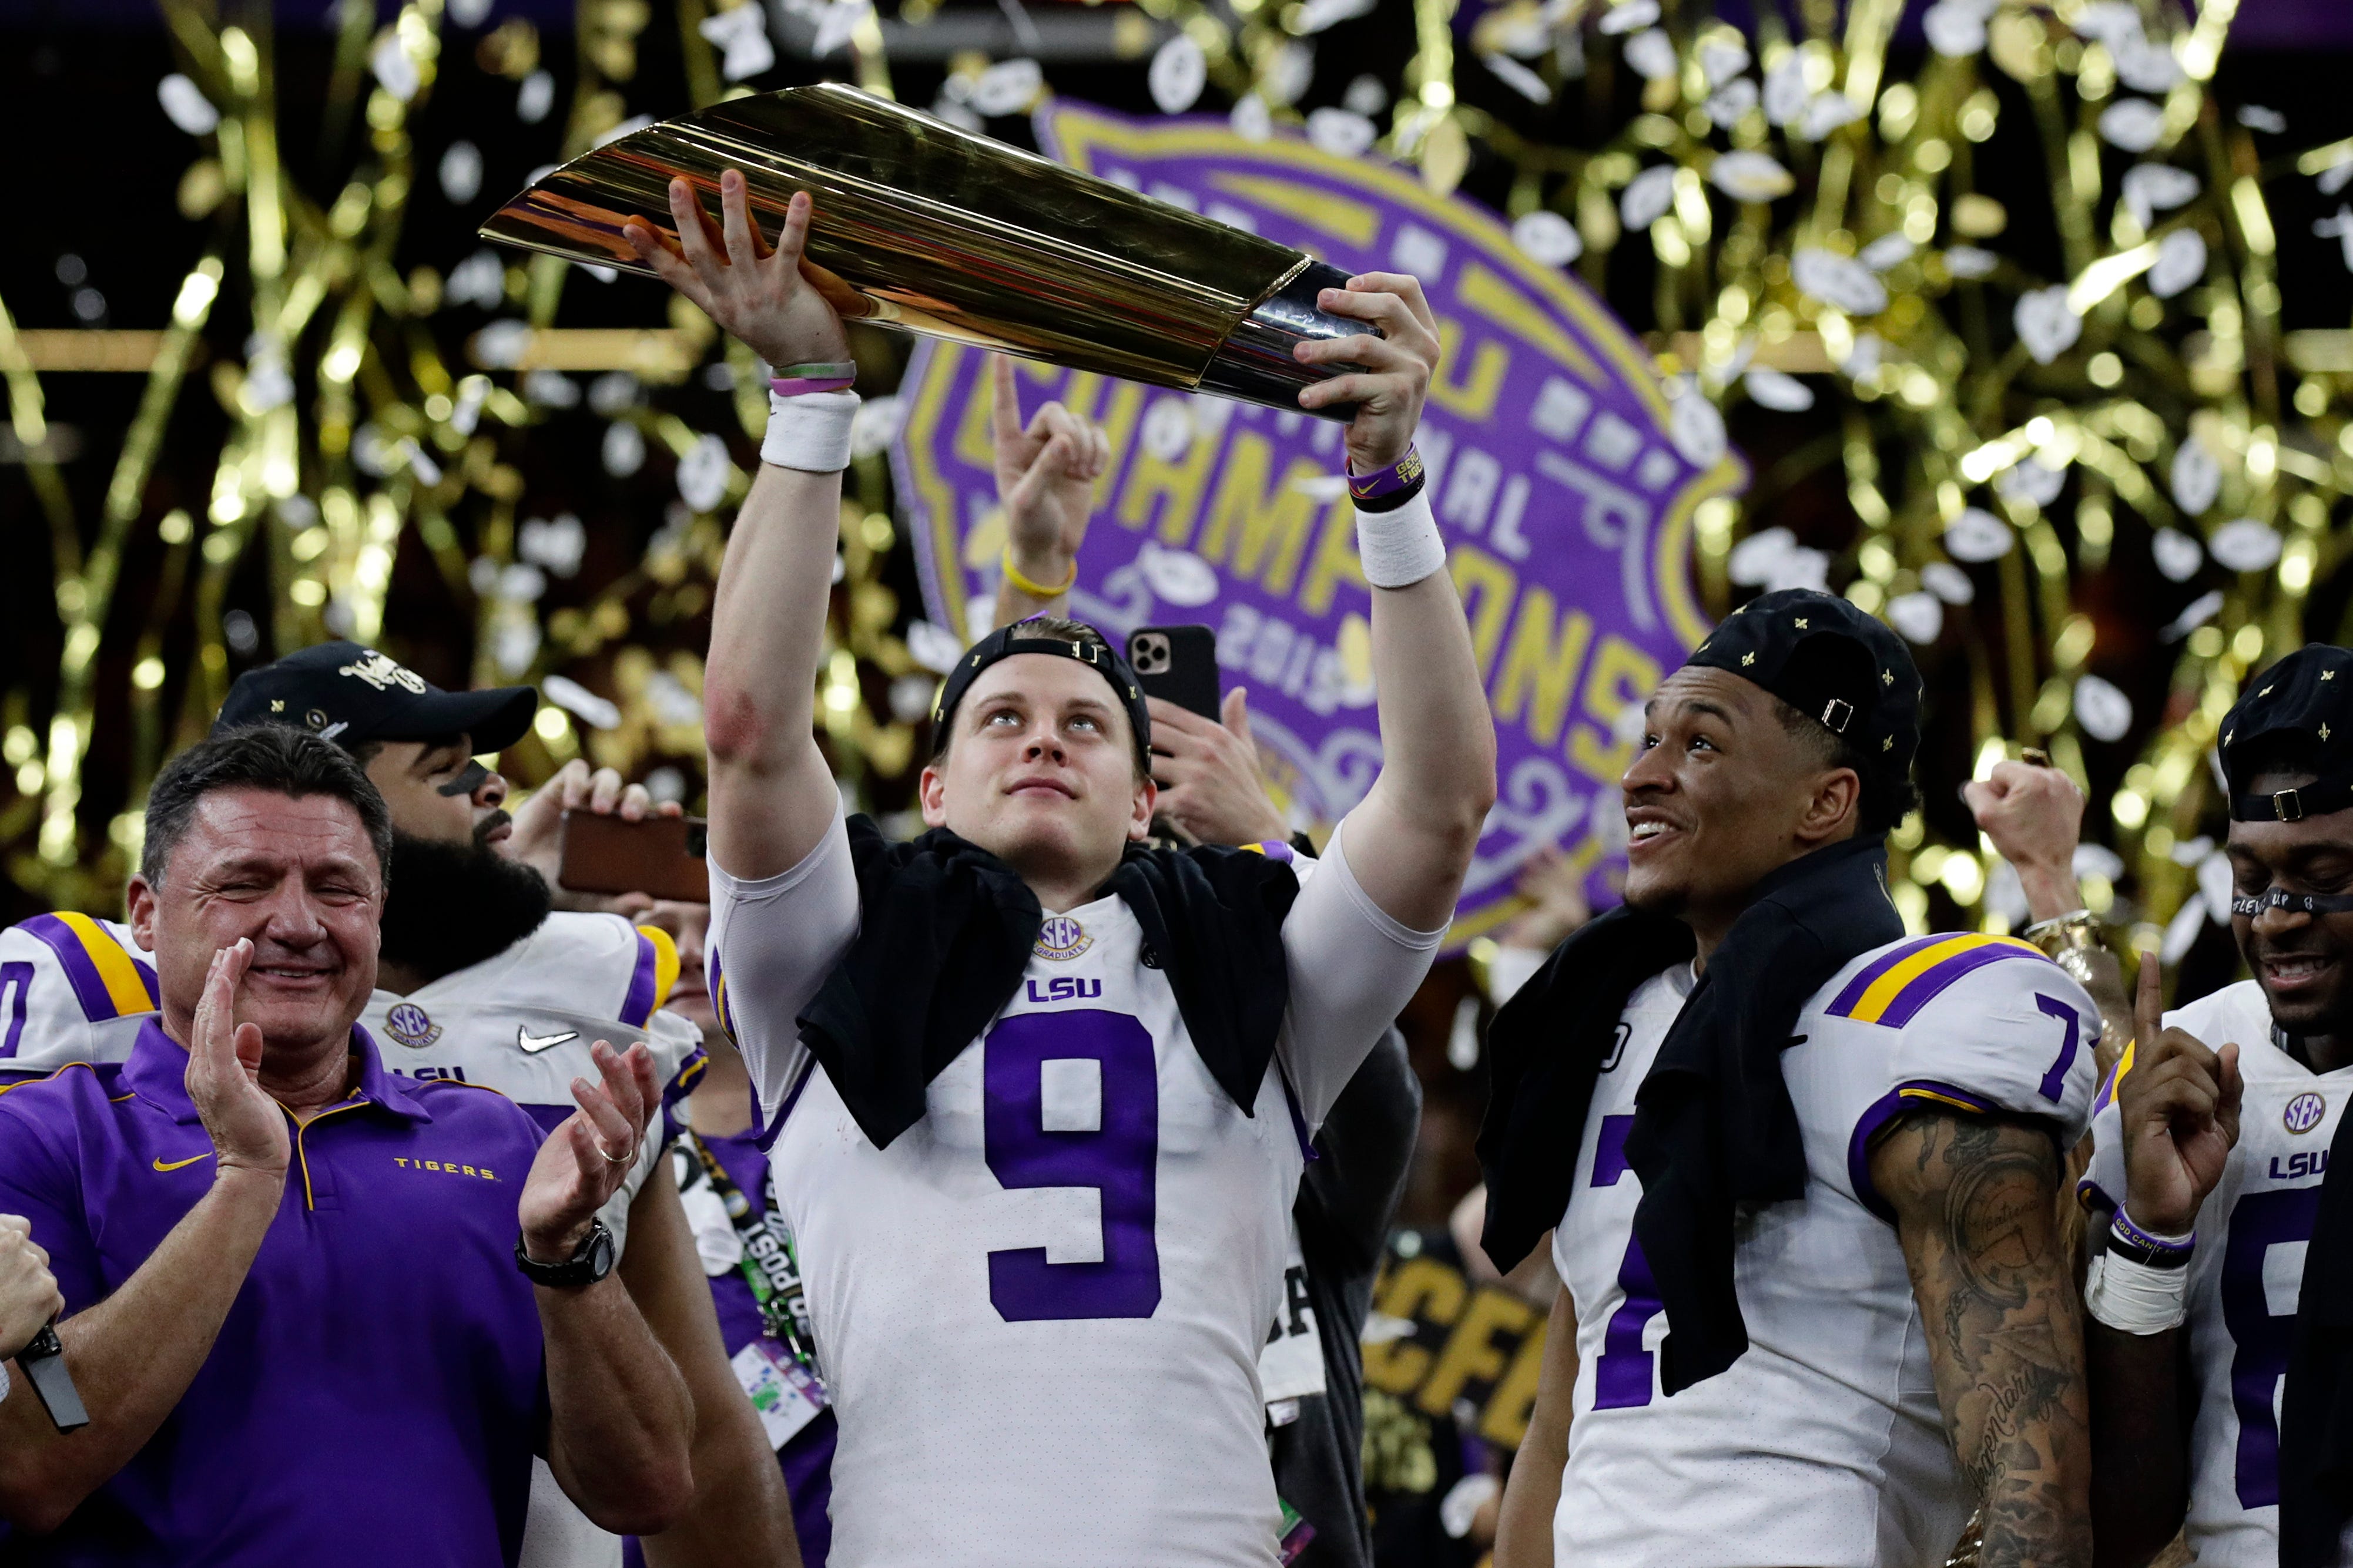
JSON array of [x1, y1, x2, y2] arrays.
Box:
[[2079, 978, 2344, 1568], [1549, 933, 2101, 1567]]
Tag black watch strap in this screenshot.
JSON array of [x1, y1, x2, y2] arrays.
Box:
[[515, 1218, 616, 1288]]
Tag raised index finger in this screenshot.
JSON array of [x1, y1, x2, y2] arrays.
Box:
[[992, 354, 1024, 449], [2134, 948, 2163, 1064]]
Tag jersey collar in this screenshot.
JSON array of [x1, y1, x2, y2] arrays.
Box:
[[124, 1016, 435, 1126]]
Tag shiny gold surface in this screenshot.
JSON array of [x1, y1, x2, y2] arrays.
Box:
[[480, 83, 1307, 390]]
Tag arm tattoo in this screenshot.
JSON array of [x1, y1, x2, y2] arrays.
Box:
[[1880, 1114, 2091, 1568]]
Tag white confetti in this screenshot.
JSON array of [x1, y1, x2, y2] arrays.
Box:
[[2013, 286, 2082, 364], [1798, 92, 1863, 140], [1728, 526, 1795, 587], [1511, 209, 1584, 266], [1306, 107, 1377, 158], [1294, 0, 1377, 29], [1620, 164, 1677, 229], [1483, 52, 1553, 103], [544, 675, 622, 730], [371, 33, 421, 102], [601, 421, 646, 478], [2113, 35, 2182, 93], [907, 621, 963, 674], [517, 70, 555, 124], [850, 395, 904, 461], [1887, 592, 1945, 644], [2074, 674, 2134, 742], [678, 433, 732, 512], [1743, 367, 1814, 411], [524, 368, 580, 408], [1944, 508, 2014, 562], [2315, 205, 2353, 271], [1704, 78, 1758, 128], [1142, 397, 1194, 462], [2160, 891, 2208, 963], [971, 58, 1043, 116], [1596, 0, 1657, 34], [1230, 94, 1273, 141], [2097, 98, 2166, 153], [1840, 332, 1883, 379], [1148, 33, 1206, 113], [473, 319, 532, 368], [2209, 518, 2282, 572], [1668, 382, 1728, 468], [1945, 246, 1999, 278], [2198, 851, 2237, 926], [438, 141, 483, 205], [1698, 38, 1749, 87], [1996, 457, 2065, 509], [2151, 527, 2204, 581], [1137, 541, 1220, 607], [2172, 436, 2222, 515], [1709, 151, 1794, 203], [1922, 2, 1986, 58], [698, 3, 776, 81], [2150, 228, 2206, 296], [1623, 28, 1678, 81], [1792, 247, 1888, 315], [1344, 75, 1389, 115], [1858, 233, 1915, 272], [1920, 561, 1975, 605], [1263, 42, 1315, 107], [2072, 2, 2142, 44], [2238, 105, 2287, 135], [2161, 588, 2225, 642], [1762, 55, 1808, 126], [2121, 163, 2199, 231], [157, 74, 219, 136], [519, 514, 586, 576]]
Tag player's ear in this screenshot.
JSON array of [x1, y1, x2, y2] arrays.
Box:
[[1130, 774, 1157, 841], [918, 763, 950, 827], [127, 875, 160, 952], [1799, 766, 1862, 844]]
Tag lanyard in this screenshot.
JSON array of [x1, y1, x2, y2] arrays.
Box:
[[676, 1129, 822, 1380]]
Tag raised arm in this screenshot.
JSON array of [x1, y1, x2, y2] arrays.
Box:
[[1299, 274, 1496, 931], [1494, 1284, 1577, 1568], [987, 353, 1110, 629], [1872, 1113, 2092, 1568], [625, 176, 854, 881]]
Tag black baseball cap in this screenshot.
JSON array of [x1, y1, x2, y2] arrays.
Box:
[[1685, 587, 1923, 791], [2220, 644, 2353, 822], [213, 641, 539, 755], [932, 618, 1152, 770]]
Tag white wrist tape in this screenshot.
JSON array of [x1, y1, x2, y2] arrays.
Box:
[[762, 390, 860, 474], [2083, 1250, 2189, 1335], [1355, 488, 1446, 589]]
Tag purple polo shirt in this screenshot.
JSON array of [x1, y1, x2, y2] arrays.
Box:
[[0, 1017, 551, 1567]]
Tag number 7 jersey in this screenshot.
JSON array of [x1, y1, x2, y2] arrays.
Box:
[[2079, 978, 2342, 1568], [1549, 933, 2101, 1567]]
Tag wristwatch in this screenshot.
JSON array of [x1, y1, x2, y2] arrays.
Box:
[[515, 1218, 618, 1288]]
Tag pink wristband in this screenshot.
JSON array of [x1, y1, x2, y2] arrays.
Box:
[[769, 361, 857, 397]]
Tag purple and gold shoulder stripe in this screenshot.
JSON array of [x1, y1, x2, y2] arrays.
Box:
[[622, 924, 682, 1027], [21, 912, 159, 1022], [1243, 840, 1298, 862], [1826, 933, 2053, 1029]]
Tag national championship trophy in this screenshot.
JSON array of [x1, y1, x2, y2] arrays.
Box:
[[479, 83, 1367, 417]]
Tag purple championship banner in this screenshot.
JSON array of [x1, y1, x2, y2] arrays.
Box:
[[893, 101, 1746, 946]]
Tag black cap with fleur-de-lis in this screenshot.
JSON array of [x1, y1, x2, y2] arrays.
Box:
[[1685, 587, 1923, 792], [2219, 643, 2353, 822]]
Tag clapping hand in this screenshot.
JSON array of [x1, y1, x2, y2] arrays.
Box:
[[623, 174, 856, 372], [2116, 952, 2241, 1235], [518, 1041, 659, 1261], [185, 940, 291, 1182]]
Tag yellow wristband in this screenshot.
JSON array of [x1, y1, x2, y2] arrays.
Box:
[[1001, 546, 1078, 599]]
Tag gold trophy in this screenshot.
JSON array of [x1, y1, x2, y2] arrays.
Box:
[[478, 83, 1365, 416]]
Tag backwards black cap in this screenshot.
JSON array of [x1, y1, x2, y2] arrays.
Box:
[[2220, 644, 2353, 823], [213, 641, 539, 755], [1685, 587, 1923, 793], [932, 619, 1152, 768]]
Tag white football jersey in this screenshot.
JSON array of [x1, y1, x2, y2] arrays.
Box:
[[1551, 932, 2102, 1568], [0, 908, 706, 1568], [710, 814, 1440, 1568], [2079, 978, 2342, 1568], [0, 911, 156, 1082]]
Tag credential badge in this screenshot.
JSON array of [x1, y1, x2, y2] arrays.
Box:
[[1034, 915, 1093, 962], [2285, 1091, 2327, 1135], [385, 1001, 443, 1049]]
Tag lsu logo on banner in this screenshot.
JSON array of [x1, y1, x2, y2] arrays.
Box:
[[893, 102, 1747, 946]]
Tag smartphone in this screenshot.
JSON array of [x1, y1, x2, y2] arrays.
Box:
[[557, 811, 710, 903], [1127, 625, 1221, 721]]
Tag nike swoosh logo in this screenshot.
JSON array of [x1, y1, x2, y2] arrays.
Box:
[[152, 1153, 211, 1172], [518, 1028, 579, 1055]]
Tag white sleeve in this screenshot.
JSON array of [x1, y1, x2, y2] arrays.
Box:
[[1876, 953, 2104, 1136], [1276, 824, 1448, 1130], [706, 809, 860, 1136]]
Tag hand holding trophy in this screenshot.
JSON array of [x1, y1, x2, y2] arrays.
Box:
[[623, 175, 852, 371]]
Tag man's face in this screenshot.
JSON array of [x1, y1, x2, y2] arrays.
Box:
[[2228, 769, 2353, 1036], [129, 787, 384, 1058], [1621, 664, 1858, 923], [918, 654, 1153, 893], [363, 736, 508, 848]]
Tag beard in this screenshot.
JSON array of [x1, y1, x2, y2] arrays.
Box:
[[376, 813, 554, 981]]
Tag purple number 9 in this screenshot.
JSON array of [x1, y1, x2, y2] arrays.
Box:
[[984, 1010, 1162, 1321]]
